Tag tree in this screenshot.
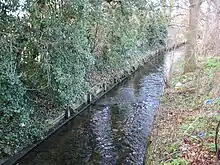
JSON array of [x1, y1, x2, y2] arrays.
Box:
[[184, 0, 201, 73], [0, 0, 168, 159]]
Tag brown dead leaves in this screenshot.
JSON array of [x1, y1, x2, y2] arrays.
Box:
[[180, 140, 216, 165]]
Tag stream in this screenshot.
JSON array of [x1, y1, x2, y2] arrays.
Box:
[[15, 49, 183, 165]]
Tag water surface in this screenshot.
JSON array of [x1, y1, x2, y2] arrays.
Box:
[[17, 54, 166, 165]]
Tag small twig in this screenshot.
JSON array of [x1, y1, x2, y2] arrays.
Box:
[[183, 110, 211, 135], [183, 116, 201, 135]]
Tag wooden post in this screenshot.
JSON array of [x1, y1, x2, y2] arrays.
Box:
[[65, 109, 70, 119], [87, 94, 92, 104], [103, 83, 107, 92], [132, 66, 135, 71]]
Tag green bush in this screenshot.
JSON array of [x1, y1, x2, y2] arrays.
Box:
[[0, 24, 45, 158], [204, 58, 220, 72], [0, 0, 168, 158]]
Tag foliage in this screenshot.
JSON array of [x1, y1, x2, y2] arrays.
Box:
[[0, 0, 168, 158], [204, 57, 220, 73], [160, 158, 188, 165], [0, 6, 45, 158], [150, 56, 219, 164]]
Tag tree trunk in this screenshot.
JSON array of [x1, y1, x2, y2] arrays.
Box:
[[201, 0, 211, 56], [184, 0, 201, 73], [214, 0, 220, 56]]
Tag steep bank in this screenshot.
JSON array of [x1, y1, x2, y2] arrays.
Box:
[[147, 55, 220, 165]]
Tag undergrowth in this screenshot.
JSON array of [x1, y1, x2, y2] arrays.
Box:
[[148, 56, 220, 165], [0, 0, 168, 160]]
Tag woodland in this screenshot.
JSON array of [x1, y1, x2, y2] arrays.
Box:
[[0, 0, 167, 159], [0, 0, 220, 164]]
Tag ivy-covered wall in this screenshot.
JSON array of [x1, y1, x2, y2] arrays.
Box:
[[0, 0, 167, 158]]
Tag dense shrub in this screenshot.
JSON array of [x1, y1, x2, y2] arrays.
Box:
[[0, 0, 168, 158]]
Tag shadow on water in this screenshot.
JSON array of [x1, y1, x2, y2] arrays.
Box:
[[17, 54, 165, 165]]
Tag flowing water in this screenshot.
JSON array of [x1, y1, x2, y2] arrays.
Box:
[[16, 50, 179, 165]]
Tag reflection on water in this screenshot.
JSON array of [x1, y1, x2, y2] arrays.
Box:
[[17, 54, 165, 165], [89, 106, 117, 164]]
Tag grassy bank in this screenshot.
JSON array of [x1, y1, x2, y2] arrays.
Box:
[[147, 56, 220, 165]]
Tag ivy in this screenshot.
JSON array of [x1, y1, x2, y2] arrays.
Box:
[[0, 0, 168, 159]]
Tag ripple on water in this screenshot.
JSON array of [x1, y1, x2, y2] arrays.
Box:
[[16, 55, 166, 165]]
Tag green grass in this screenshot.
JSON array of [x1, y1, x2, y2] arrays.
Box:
[[166, 143, 180, 153], [150, 56, 219, 164], [204, 57, 220, 73], [180, 117, 205, 133], [204, 142, 216, 152], [205, 130, 216, 138], [160, 158, 189, 165]]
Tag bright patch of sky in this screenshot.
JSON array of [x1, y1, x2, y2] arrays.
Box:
[[9, 0, 26, 17]]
